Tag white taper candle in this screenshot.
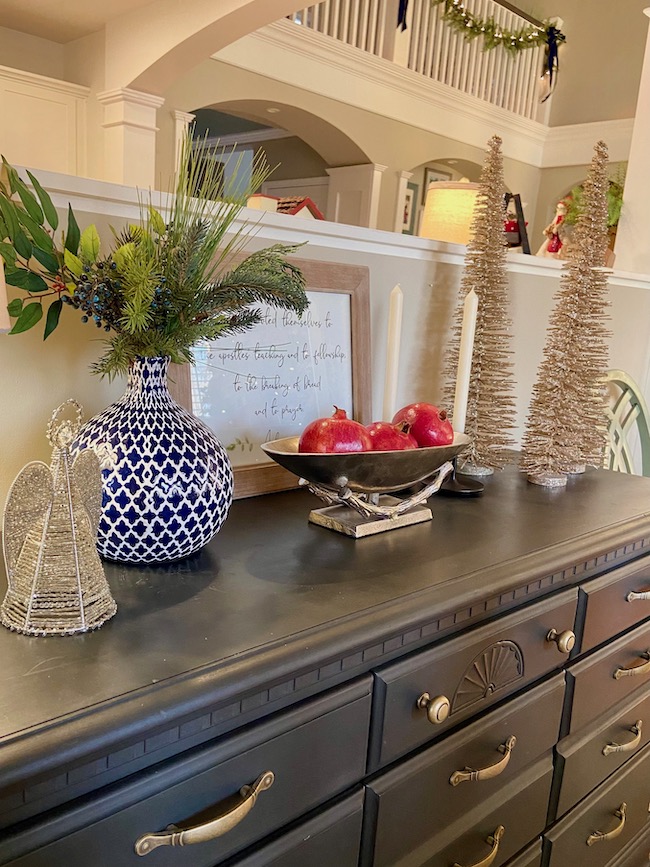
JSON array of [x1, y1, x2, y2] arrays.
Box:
[[0, 256, 10, 333], [452, 288, 478, 433], [382, 283, 403, 421]]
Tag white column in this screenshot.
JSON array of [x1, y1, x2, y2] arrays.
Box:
[[325, 164, 387, 229], [394, 170, 413, 233], [172, 110, 196, 176], [614, 9, 650, 276], [96, 88, 165, 188]]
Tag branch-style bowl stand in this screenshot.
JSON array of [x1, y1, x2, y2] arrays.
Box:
[[261, 435, 469, 538], [301, 461, 454, 537]]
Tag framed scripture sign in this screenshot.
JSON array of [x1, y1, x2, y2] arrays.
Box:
[[169, 258, 371, 498]]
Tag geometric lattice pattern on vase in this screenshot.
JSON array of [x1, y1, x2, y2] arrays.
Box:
[[451, 640, 524, 714], [72, 357, 234, 564], [1, 400, 117, 635]]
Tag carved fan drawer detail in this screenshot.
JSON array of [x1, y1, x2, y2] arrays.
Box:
[[370, 589, 578, 768]]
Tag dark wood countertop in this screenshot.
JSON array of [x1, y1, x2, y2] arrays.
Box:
[[2, 465, 650, 792]]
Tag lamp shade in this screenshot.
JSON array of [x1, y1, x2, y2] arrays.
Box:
[[419, 182, 480, 245]]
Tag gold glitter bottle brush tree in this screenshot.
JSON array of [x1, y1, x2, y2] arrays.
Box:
[[520, 141, 612, 487], [443, 135, 517, 475]]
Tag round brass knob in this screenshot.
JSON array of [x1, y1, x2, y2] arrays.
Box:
[[546, 628, 575, 654], [417, 692, 450, 724]]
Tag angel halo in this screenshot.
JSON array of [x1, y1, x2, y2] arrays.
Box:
[[1, 400, 116, 635]]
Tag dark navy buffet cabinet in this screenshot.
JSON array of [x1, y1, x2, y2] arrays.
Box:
[[2, 466, 650, 866]]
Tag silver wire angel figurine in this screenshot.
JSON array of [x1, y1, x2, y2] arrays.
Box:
[[1, 400, 116, 635]]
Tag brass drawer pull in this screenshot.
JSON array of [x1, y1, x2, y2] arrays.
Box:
[[453, 825, 505, 867], [614, 651, 650, 679], [450, 736, 517, 786], [626, 590, 650, 602], [546, 628, 576, 654], [417, 693, 451, 725], [134, 771, 275, 856], [586, 802, 627, 846], [602, 720, 642, 756]]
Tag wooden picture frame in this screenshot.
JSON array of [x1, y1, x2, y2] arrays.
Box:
[[168, 257, 371, 499], [402, 181, 419, 235], [422, 167, 452, 204]]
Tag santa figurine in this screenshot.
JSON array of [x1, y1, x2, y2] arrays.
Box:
[[537, 201, 568, 258]]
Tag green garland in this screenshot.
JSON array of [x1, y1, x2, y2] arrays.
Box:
[[431, 0, 565, 55]]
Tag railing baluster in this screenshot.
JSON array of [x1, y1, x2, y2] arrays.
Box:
[[430, 0, 444, 81], [357, 0, 372, 53], [284, 0, 545, 121], [423, 1, 436, 78]]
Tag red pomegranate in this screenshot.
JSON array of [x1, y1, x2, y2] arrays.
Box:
[[298, 407, 372, 453], [391, 402, 454, 447], [366, 421, 418, 451]]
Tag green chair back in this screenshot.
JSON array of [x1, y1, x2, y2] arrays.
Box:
[[604, 369, 650, 476]]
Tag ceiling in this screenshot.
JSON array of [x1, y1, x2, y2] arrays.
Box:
[[0, 0, 156, 42]]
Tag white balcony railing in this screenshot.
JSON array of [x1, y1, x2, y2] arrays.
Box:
[[287, 0, 546, 121]]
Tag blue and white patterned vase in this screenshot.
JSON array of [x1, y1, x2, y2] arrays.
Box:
[[73, 356, 234, 564]]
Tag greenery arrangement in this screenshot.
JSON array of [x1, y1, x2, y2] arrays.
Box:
[[563, 169, 625, 233], [0, 135, 309, 378], [431, 0, 565, 55]]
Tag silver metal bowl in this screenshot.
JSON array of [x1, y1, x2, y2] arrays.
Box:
[[261, 433, 470, 494]]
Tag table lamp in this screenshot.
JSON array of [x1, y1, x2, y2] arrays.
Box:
[[419, 181, 480, 245]]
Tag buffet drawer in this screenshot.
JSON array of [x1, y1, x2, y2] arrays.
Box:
[[503, 839, 542, 867], [580, 560, 650, 654], [569, 618, 650, 734], [365, 674, 563, 861], [544, 739, 650, 867], [228, 791, 364, 867], [368, 756, 553, 867], [2, 679, 371, 867], [556, 680, 650, 818], [371, 589, 577, 767]]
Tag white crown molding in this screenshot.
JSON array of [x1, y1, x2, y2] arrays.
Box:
[[0, 64, 89, 99], [542, 118, 634, 168], [172, 109, 196, 125], [96, 88, 166, 110], [214, 20, 548, 167]]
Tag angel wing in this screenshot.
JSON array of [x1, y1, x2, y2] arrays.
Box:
[[2, 462, 54, 584], [72, 448, 103, 537]]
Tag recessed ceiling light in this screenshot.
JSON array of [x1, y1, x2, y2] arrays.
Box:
[[448, 159, 458, 165], [266, 107, 280, 114]]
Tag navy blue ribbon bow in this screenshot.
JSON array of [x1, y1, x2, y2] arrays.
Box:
[[541, 25, 566, 102], [398, 0, 409, 31]]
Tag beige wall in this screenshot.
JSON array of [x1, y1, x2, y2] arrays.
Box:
[[253, 136, 328, 181], [160, 59, 544, 235], [0, 27, 65, 79], [518, 0, 648, 127]]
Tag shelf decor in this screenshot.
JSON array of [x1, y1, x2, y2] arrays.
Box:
[[521, 141, 612, 487], [0, 136, 309, 563], [443, 135, 517, 475], [1, 401, 116, 635]]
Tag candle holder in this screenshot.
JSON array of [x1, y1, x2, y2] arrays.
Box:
[[262, 435, 469, 537], [439, 457, 485, 497]]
